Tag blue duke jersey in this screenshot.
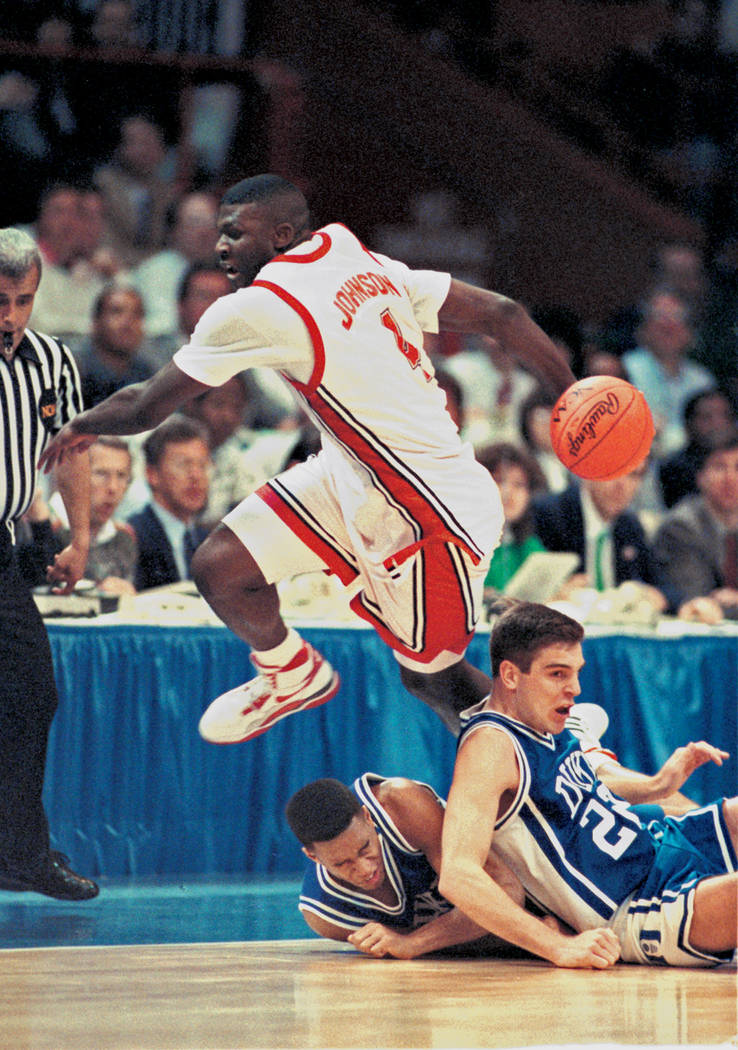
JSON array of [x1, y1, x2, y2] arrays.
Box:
[[458, 709, 660, 933], [459, 709, 737, 965], [298, 773, 451, 932]]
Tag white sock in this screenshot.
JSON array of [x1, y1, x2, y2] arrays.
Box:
[[252, 628, 304, 666]]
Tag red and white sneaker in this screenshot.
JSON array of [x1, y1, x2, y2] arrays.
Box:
[[198, 642, 341, 744]]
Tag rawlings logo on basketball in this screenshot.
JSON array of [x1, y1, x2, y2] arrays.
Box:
[[566, 393, 620, 456]]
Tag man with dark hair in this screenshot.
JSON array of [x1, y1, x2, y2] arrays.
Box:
[[41, 172, 576, 742], [0, 226, 97, 899], [439, 601, 737, 969], [285, 772, 528, 959], [127, 416, 211, 590]]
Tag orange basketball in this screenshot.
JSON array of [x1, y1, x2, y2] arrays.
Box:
[[550, 376, 655, 480]]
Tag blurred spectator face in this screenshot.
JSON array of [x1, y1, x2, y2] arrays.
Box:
[[526, 403, 555, 453], [493, 463, 531, 526], [119, 117, 166, 177], [583, 349, 627, 380], [697, 447, 738, 519], [37, 187, 83, 265], [36, 18, 73, 48], [191, 377, 247, 449], [93, 287, 145, 357], [638, 292, 693, 364], [687, 391, 735, 444], [659, 244, 706, 304], [89, 442, 131, 530], [173, 194, 220, 262], [77, 191, 106, 256], [179, 269, 231, 337], [147, 438, 211, 520], [91, 1, 139, 48], [585, 464, 648, 522]]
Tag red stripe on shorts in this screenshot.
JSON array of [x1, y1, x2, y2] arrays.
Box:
[[257, 481, 358, 586], [350, 541, 474, 664]]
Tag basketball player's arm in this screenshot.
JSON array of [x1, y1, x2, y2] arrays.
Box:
[[345, 780, 522, 959], [39, 361, 210, 472], [596, 741, 729, 814], [439, 728, 621, 970], [437, 279, 576, 397]]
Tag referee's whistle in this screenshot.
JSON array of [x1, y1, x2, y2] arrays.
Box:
[[2, 332, 13, 360]]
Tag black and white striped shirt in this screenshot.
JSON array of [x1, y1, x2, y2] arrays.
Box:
[[0, 330, 83, 527]]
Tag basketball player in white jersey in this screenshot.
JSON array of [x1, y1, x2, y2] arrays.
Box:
[[40, 174, 575, 743], [439, 601, 737, 969]]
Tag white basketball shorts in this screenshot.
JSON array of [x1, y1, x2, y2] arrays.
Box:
[[222, 452, 495, 673]]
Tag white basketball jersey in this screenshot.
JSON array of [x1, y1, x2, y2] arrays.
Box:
[[252, 223, 501, 561]]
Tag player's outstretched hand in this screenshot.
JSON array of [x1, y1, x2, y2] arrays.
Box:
[[39, 422, 97, 473], [348, 922, 416, 959], [550, 928, 621, 970], [655, 741, 729, 796]]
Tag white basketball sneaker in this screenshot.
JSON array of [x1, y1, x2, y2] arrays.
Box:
[[198, 642, 340, 744], [564, 702, 610, 751]]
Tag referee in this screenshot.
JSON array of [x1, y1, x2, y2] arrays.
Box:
[[0, 227, 97, 899]]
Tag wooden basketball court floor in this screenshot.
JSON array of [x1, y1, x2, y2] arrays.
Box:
[[1, 939, 735, 1049], [0, 876, 735, 1050]]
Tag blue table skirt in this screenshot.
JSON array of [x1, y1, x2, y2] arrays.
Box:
[[44, 623, 737, 877]]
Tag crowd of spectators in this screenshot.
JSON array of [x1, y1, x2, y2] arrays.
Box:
[[3, 2, 737, 623]]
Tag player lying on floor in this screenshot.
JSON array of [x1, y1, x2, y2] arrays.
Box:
[[439, 600, 737, 969], [285, 721, 725, 959]]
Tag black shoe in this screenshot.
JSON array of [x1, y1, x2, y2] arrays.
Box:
[[0, 851, 99, 901]]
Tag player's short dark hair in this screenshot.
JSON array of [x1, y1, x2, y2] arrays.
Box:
[[142, 415, 211, 466], [221, 174, 310, 232], [285, 778, 361, 847], [489, 600, 584, 678], [222, 173, 301, 207]]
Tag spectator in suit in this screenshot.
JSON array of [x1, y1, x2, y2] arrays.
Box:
[[74, 283, 155, 408], [533, 465, 673, 614], [127, 416, 211, 590], [658, 388, 736, 508], [653, 429, 738, 623]]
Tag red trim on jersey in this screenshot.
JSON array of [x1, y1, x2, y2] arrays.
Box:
[[251, 279, 325, 394], [349, 541, 474, 663], [256, 482, 358, 586], [271, 231, 332, 264], [305, 387, 481, 563]]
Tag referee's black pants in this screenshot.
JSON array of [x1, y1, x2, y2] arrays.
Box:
[[0, 534, 57, 874]]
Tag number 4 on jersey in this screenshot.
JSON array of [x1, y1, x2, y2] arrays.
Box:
[[380, 309, 432, 382]]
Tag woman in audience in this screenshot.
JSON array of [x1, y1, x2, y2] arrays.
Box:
[[476, 442, 548, 596]]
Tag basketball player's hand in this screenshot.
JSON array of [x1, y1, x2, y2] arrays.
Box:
[[653, 741, 729, 796], [348, 922, 416, 959], [550, 927, 621, 969], [39, 424, 97, 473]]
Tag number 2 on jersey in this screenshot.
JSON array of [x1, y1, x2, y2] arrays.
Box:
[[380, 309, 432, 381]]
